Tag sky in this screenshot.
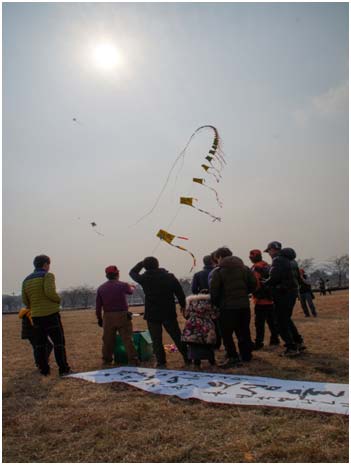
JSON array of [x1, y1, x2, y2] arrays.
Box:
[[3, 2, 349, 293]]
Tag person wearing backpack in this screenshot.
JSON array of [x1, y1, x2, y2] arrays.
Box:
[[249, 249, 280, 350], [263, 242, 306, 357]]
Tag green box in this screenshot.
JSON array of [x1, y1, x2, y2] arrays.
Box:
[[114, 330, 153, 364]]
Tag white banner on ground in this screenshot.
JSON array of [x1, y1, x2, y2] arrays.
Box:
[[68, 367, 348, 415]]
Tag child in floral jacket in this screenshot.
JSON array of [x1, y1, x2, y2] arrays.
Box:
[[181, 293, 219, 368]]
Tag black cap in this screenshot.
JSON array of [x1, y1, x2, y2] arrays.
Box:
[[264, 241, 282, 253]]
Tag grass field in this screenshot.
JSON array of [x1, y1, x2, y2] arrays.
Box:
[[3, 291, 349, 463]]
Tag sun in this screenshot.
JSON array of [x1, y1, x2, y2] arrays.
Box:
[[92, 42, 122, 71]]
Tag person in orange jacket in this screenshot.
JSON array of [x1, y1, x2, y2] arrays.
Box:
[[249, 249, 280, 350]]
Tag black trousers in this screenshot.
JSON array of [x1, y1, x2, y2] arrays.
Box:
[[32, 313, 70, 374], [219, 308, 252, 361], [273, 292, 303, 350], [27, 335, 53, 367], [147, 319, 187, 365], [254, 304, 280, 345]]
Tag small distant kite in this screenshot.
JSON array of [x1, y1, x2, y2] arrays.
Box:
[[72, 117, 83, 125], [90, 222, 104, 236]]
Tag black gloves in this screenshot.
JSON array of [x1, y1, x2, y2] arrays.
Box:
[[97, 318, 103, 327]]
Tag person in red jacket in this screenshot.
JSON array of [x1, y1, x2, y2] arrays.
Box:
[[249, 250, 280, 350]]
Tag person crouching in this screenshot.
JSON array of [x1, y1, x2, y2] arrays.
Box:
[[182, 293, 218, 368]]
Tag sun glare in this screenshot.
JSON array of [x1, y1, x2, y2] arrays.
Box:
[[92, 43, 122, 71]]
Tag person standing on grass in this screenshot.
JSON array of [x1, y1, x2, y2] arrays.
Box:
[[325, 279, 332, 295], [191, 255, 214, 294], [263, 242, 306, 357], [129, 257, 190, 368], [96, 265, 139, 366], [299, 269, 318, 317], [210, 247, 257, 368], [249, 249, 280, 350], [319, 278, 326, 296], [21, 255, 71, 376]]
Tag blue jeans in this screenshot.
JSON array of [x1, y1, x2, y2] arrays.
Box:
[[300, 292, 317, 316]]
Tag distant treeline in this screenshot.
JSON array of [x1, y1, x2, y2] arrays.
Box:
[[3, 255, 348, 314]]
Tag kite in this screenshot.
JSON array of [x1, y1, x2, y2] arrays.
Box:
[[133, 125, 226, 270], [134, 125, 226, 225], [180, 197, 221, 222], [90, 222, 104, 236], [192, 178, 223, 207], [156, 229, 196, 271], [72, 117, 84, 126]]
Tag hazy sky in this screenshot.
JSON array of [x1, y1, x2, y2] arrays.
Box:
[[3, 2, 348, 293]]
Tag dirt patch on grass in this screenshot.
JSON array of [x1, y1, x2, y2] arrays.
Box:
[[3, 291, 348, 462]]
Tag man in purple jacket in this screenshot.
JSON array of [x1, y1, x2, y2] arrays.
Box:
[[96, 265, 138, 365]]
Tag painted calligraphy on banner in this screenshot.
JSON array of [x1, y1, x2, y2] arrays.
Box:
[[68, 367, 348, 415]]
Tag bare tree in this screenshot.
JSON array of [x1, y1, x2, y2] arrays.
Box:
[[327, 255, 349, 288], [296, 258, 315, 273], [76, 285, 96, 308], [2, 294, 22, 313]]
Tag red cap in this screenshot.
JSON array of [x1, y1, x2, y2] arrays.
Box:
[[105, 265, 119, 274], [249, 249, 262, 258]]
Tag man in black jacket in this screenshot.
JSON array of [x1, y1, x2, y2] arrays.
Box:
[[129, 257, 189, 368], [264, 242, 305, 357], [210, 247, 257, 368]]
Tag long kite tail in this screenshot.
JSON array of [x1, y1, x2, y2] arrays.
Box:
[[132, 125, 221, 226], [193, 178, 223, 207], [171, 243, 196, 272]]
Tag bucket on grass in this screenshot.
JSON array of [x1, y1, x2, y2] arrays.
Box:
[[114, 330, 153, 363]]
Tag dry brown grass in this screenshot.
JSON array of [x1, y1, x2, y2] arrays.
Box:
[[3, 291, 349, 462]]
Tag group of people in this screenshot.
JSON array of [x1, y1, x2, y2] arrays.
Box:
[[20, 241, 314, 375]]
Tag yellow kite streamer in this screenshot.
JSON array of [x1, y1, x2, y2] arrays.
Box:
[[179, 197, 221, 222], [192, 178, 223, 207], [156, 229, 196, 271], [134, 125, 226, 225], [201, 164, 221, 183]]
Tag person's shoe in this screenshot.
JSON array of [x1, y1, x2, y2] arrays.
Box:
[[297, 343, 307, 352], [279, 348, 300, 358], [59, 368, 74, 377], [252, 342, 264, 351], [269, 339, 280, 346], [219, 357, 243, 369], [312, 313, 318, 318], [183, 357, 192, 366], [40, 368, 50, 376]]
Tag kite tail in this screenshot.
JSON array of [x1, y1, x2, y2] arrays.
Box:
[[206, 185, 223, 208], [207, 170, 221, 183], [131, 128, 200, 226], [172, 244, 196, 272], [195, 207, 221, 223]]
